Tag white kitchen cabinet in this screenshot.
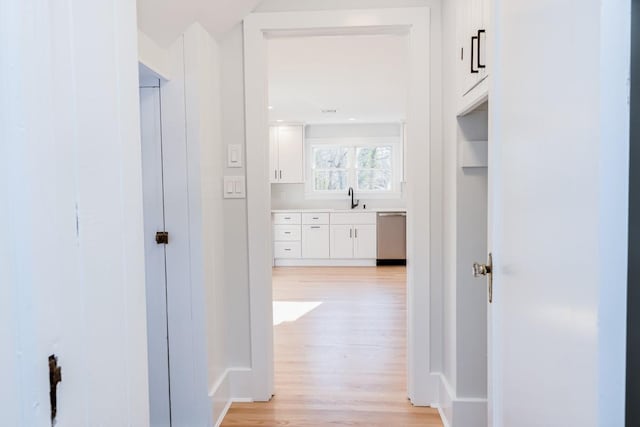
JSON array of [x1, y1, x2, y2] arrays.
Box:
[[458, 0, 489, 98], [269, 125, 304, 183], [329, 212, 377, 259], [273, 225, 301, 241], [353, 224, 377, 259], [274, 241, 301, 258], [330, 224, 355, 259], [274, 211, 379, 264], [272, 212, 302, 261], [302, 225, 330, 258]]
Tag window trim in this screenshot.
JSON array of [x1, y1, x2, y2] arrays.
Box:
[[304, 137, 402, 199]]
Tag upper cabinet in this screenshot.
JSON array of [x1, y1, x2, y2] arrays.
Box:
[[458, 0, 490, 113], [270, 125, 304, 184]]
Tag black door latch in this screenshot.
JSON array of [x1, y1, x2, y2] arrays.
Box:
[[155, 231, 169, 245]]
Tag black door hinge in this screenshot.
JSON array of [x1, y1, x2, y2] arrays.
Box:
[[49, 355, 62, 424]]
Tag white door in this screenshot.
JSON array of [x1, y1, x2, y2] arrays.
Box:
[[486, 1, 629, 425], [330, 225, 354, 259], [302, 225, 330, 258], [276, 125, 304, 183], [269, 126, 279, 183], [140, 84, 171, 427], [353, 224, 377, 259]]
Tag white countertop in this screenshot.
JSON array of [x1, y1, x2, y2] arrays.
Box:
[[271, 208, 407, 213]]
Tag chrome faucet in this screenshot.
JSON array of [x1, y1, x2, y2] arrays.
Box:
[[348, 187, 359, 209]]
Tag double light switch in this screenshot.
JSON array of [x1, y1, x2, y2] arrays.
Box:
[[224, 176, 245, 199]]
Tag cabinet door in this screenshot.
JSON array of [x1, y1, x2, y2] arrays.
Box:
[[276, 125, 304, 183], [269, 126, 279, 183], [478, 0, 488, 80], [302, 225, 330, 259], [353, 224, 377, 259], [330, 225, 354, 259], [459, 0, 481, 96]]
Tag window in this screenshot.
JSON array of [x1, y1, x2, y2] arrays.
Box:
[[307, 138, 401, 197]]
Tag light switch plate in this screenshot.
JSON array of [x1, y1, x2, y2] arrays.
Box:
[[223, 176, 246, 199], [227, 144, 243, 168]]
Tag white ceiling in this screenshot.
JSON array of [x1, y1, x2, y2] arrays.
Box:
[[136, 0, 262, 47], [267, 34, 409, 124]]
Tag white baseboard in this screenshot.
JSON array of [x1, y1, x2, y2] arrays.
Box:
[[408, 372, 440, 406], [436, 374, 487, 427], [210, 367, 254, 427], [274, 258, 376, 267]]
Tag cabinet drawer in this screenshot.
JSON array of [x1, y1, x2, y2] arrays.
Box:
[[330, 212, 377, 225], [273, 225, 301, 241], [302, 213, 329, 225], [274, 241, 301, 258], [273, 213, 301, 225]]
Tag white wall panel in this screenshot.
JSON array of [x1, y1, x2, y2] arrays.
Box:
[[0, 0, 149, 425]]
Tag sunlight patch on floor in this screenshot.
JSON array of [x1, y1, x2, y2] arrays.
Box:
[[273, 301, 322, 326]]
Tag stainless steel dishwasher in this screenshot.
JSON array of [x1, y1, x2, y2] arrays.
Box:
[[376, 212, 407, 265]]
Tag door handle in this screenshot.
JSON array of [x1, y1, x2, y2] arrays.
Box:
[[275, 170, 278, 180], [472, 253, 493, 303], [477, 29, 486, 69], [279, 170, 282, 179], [471, 35, 479, 74], [350, 228, 353, 238], [355, 228, 358, 238]]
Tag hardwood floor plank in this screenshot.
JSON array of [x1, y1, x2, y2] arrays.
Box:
[[221, 266, 443, 427]]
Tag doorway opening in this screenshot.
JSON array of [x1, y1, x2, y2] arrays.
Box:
[[242, 7, 442, 411], [265, 33, 414, 416]]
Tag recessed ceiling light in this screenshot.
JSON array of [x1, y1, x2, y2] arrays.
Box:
[[276, 119, 284, 122], [268, 106, 274, 110], [349, 118, 356, 121]]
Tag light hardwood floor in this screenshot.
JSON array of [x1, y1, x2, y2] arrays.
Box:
[[221, 266, 443, 427]]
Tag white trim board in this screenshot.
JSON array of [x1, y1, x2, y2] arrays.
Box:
[[243, 6, 443, 405], [437, 374, 487, 427], [210, 368, 255, 427], [274, 259, 377, 267]]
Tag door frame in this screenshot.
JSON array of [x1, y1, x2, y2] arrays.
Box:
[[243, 7, 443, 404]]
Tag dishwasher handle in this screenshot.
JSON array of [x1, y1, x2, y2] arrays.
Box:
[[377, 212, 407, 217]]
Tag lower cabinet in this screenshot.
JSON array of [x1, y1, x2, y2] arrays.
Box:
[[330, 225, 355, 259], [330, 224, 377, 259], [302, 225, 330, 258], [273, 211, 381, 265], [353, 224, 377, 259]]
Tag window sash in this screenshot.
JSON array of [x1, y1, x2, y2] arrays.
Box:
[[306, 139, 401, 196]]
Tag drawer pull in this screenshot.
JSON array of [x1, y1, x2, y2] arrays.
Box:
[[312, 217, 320, 220], [310, 226, 321, 229], [284, 232, 291, 234], [284, 248, 291, 251], [284, 217, 291, 220]]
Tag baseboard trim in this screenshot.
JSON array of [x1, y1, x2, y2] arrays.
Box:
[[274, 259, 376, 267], [436, 374, 487, 427], [214, 400, 233, 427], [210, 367, 254, 427]]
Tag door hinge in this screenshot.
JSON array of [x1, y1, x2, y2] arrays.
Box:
[[49, 355, 62, 424], [155, 231, 169, 245]]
